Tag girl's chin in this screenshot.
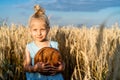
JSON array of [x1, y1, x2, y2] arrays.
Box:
[[36, 38, 47, 42]]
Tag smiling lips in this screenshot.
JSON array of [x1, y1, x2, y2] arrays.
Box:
[[36, 36, 43, 39]]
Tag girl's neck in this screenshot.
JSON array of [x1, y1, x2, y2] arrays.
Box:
[[34, 39, 50, 48]]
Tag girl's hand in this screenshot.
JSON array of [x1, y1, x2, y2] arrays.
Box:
[[49, 62, 65, 75], [48, 66, 57, 75], [34, 62, 51, 73]]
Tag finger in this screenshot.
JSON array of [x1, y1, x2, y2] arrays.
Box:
[[42, 70, 48, 73], [51, 66, 58, 69], [49, 68, 58, 72], [44, 66, 52, 69], [45, 64, 51, 67], [49, 71, 56, 75], [51, 68, 57, 71], [43, 68, 51, 71], [40, 69, 49, 73], [44, 63, 51, 66], [38, 62, 43, 65], [58, 61, 62, 64]]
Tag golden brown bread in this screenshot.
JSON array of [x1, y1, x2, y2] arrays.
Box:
[[34, 47, 62, 67]]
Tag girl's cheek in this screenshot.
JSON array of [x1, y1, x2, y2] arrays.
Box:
[[31, 31, 36, 36]]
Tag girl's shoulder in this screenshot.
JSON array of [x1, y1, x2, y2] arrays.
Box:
[[26, 41, 34, 47], [50, 41, 59, 50], [26, 41, 39, 51], [50, 41, 58, 44]]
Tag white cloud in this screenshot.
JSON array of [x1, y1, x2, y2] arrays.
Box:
[[12, 0, 120, 12]]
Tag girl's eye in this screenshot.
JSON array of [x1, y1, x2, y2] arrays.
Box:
[[33, 29, 37, 31], [41, 29, 45, 30], [41, 29, 46, 31]]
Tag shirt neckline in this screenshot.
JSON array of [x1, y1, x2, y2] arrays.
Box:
[[33, 41, 52, 49]]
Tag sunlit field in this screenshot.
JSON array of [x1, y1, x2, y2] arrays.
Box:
[[0, 23, 120, 80]]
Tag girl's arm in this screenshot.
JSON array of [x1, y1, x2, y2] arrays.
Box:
[[23, 47, 50, 73], [23, 47, 38, 72], [57, 61, 65, 72]]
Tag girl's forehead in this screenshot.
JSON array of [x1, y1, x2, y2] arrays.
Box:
[[31, 25, 45, 29], [30, 19, 46, 28], [30, 19, 46, 24]]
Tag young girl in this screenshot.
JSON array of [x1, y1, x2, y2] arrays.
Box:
[[23, 5, 65, 80]]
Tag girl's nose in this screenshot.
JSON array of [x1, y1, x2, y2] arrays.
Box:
[[37, 30, 41, 35]]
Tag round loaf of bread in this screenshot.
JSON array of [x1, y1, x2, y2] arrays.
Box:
[[34, 47, 62, 67]]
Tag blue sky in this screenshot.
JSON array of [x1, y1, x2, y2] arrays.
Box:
[[0, 0, 120, 27]]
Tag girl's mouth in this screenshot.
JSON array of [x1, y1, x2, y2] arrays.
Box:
[[36, 36, 43, 39]]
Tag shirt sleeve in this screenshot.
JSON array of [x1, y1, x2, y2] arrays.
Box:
[[50, 41, 59, 50]]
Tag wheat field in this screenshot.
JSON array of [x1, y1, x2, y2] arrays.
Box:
[[0, 23, 120, 80]]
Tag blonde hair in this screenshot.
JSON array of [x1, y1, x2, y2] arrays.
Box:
[[29, 4, 50, 28]]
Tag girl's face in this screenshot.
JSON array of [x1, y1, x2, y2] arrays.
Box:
[[29, 19, 50, 42]]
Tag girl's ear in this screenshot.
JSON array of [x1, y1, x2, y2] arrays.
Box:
[[47, 27, 50, 33]]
